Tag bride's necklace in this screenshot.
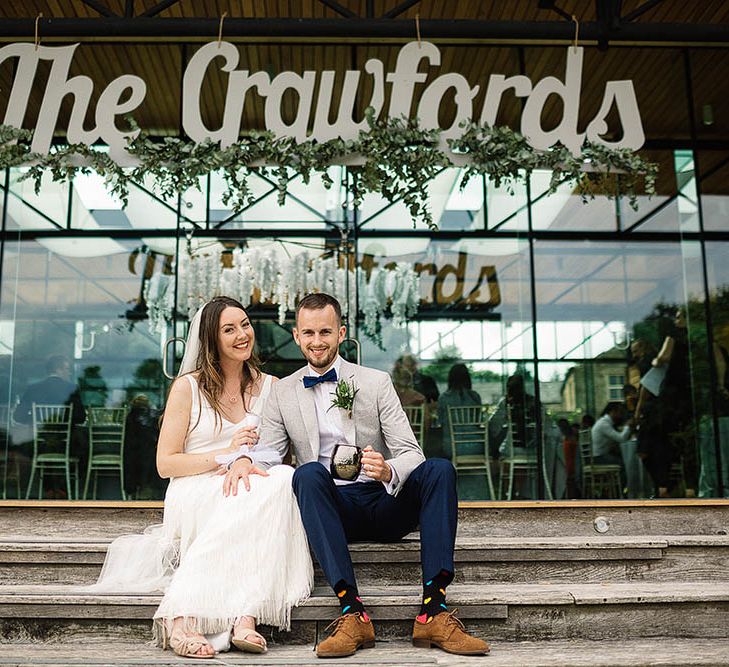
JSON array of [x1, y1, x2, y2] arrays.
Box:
[[223, 383, 241, 404]]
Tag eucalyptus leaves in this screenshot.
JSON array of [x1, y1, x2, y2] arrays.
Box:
[[0, 111, 657, 230]]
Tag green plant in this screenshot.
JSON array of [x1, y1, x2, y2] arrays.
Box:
[[0, 115, 658, 229], [329, 377, 359, 418]]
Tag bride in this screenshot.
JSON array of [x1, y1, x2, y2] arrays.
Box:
[[91, 296, 313, 658]]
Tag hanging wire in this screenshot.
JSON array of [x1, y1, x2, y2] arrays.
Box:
[[218, 11, 228, 48], [34, 13, 43, 50]]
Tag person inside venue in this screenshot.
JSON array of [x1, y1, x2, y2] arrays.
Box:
[[437, 363, 482, 459], [591, 402, 632, 468], [15, 355, 86, 427]]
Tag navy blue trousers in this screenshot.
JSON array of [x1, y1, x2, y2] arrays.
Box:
[[292, 458, 457, 589]]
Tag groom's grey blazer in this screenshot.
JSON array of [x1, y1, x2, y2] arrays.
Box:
[[258, 358, 426, 495]]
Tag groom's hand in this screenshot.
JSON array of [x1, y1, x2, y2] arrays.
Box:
[[223, 457, 269, 496], [361, 446, 392, 483]]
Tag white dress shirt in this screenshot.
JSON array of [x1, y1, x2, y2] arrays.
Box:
[[309, 356, 398, 493], [591, 413, 631, 457], [309, 356, 368, 487]]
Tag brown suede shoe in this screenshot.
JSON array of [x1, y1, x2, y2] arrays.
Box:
[[316, 612, 375, 658], [412, 609, 490, 656]]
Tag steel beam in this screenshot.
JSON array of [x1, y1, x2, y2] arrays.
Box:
[[0, 18, 728, 44]]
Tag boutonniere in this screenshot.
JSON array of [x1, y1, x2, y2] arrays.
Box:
[[329, 377, 359, 419]]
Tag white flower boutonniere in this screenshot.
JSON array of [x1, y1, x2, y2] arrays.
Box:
[[329, 377, 359, 419]]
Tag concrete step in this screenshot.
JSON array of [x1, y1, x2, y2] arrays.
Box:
[[3, 502, 729, 540], [2, 582, 729, 644], [1, 638, 728, 666], [3, 535, 729, 586]]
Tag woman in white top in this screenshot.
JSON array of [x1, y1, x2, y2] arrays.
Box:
[[92, 297, 312, 659]]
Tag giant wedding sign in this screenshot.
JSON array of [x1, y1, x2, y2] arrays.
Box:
[[0, 40, 644, 163]]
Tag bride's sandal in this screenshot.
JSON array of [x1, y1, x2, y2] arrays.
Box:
[[232, 617, 268, 654], [165, 622, 215, 659]]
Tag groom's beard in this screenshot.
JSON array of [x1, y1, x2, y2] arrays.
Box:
[[304, 347, 337, 370]]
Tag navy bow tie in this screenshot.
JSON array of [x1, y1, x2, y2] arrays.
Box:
[[303, 367, 338, 388]]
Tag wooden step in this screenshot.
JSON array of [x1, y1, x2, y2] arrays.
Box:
[[3, 535, 728, 586], [3, 502, 729, 540], [2, 582, 728, 644], [1, 637, 729, 666]]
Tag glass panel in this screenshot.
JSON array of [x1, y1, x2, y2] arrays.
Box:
[[0, 237, 174, 500], [209, 170, 336, 230], [701, 243, 729, 498], [698, 151, 729, 232], [529, 169, 617, 232], [485, 174, 529, 232], [6, 169, 69, 231], [619, 150, 699, 233], [357, 168, 484, 232], [69, 170, 183, 231], [534, 240, 707, 499], [356, 236, 535, 500]]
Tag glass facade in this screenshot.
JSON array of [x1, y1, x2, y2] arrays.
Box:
[[1, 45, 728, 503]]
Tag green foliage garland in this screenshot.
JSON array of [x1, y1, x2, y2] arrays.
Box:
[[0, 113, 657, 229]]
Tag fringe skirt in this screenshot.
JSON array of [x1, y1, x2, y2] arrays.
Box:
[[90, 465, 313, 647]]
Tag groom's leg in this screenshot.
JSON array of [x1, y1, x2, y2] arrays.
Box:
[[370, 458, 458, 581], [292, 462, 358, 589], [293, 463, 376, 658], [371, 459, 487, 654]]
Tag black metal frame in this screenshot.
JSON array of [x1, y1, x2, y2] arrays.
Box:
[[2, 0, 726, 46]]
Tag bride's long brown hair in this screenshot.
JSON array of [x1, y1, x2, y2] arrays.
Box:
[[191, 296, 261, 432]]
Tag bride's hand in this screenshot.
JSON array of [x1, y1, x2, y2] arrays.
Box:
[[227, 426, 259, 452]]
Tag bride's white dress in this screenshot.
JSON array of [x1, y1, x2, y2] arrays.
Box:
[[91, 373, 313, 647]]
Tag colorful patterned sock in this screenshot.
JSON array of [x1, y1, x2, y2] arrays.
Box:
[[333, 580, 367, 620], [416, 570, 451, 624]]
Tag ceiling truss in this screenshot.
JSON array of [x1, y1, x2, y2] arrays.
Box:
[[1, 0, 726, 47]]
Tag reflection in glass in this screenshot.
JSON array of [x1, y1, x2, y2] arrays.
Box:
[[534, 240, 706, 499], [700, 244, 729, 498], [358, 238, 536, 500], [0, 239, 172, 500]]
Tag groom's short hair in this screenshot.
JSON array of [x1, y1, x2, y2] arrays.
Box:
[[296, 293, 342, 325]]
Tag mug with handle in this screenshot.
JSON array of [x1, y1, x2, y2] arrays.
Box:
[[330, 442, 363, 481]]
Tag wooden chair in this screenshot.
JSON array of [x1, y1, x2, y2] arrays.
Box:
[[26, 404, 78, 500], [84, 406, 128, 500], [578, 428, 623, 498], [403, 405, 425, 448], [447, 405, 495, 500], [496, 408, 554, 500]]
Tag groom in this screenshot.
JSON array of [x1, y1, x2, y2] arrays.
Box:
[[225, 293, 489, 658]]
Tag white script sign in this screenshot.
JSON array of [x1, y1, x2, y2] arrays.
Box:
[[0, 41, 644, 164]]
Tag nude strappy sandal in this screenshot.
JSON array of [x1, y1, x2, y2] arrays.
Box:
[[166, 628, 215, 659], [232, 627, 268, 654]]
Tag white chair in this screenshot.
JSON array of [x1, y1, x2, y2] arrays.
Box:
[[497, 407, 554, 501], [447, 405, 495, 500], [84, 406, 128, 500], [403, 405, 425, 449], [26, 404, 78, 500]]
